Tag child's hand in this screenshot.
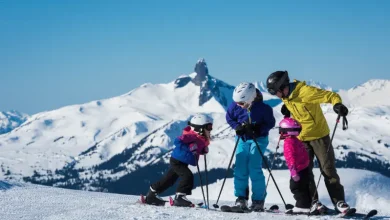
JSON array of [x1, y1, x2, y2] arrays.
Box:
[[201, 146, 209, 154], [292, 175, 300, 182], [235, 125, 245, 136]]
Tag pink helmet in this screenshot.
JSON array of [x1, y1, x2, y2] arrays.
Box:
[[279, 117, 302, 137]]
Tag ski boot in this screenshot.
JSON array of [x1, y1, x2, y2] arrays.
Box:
[[310, 200, 328, 215], [145, 187, 166, 206], [232, 196, 249, 212], [335, 201, 351, 214], [250, 200, 264, 212], [173, 193, 193, 207]]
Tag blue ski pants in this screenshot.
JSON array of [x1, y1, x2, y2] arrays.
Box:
[[234, 136, 269, 201]]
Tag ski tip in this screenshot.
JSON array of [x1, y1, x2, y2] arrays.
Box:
[[286, 204, 294, 210], [366, 209, 378, 217], [269, 204, 279, 210], [169, 196, 174, 206], [140, 194, 146, 204]]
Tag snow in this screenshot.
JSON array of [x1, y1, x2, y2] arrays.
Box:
[[0, 110, 28, 134], [337, 79, 390, 108], [1, 169, 389, 219]]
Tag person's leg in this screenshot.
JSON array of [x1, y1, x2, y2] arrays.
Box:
[[233, 137, 250, 209], [171, 158, 194, 207], [147, 157, 180, 205], [172, 159, 194, 195], [248, 136, 268, 202], [293, 167, 312, 208], [289, 168, 311, 213], [151, 158, 179, 193], [234, 137, 250, 199], [311, 135, 345, 206], [302, 140, 319, 202]]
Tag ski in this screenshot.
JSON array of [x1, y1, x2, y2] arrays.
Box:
[[219, 204, 281, 214], [137, 194, 207, 209], [337, 209, 378, 219], [219, 203, 377, 219], [363, 209, 378, 219], [338, 208, 357, 218]]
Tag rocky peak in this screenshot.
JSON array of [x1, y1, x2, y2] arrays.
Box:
[[192, 58, 209, 85]]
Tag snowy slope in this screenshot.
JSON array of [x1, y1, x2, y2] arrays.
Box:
[[338, 79, 390, 107], [192, 169, 390, 214], [0, 110, 28, 135], [1, 169, 389, 220], [0, 59, 389, 197]]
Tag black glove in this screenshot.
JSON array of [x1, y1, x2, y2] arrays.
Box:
[[281, 104, 291, 117], [235, 124, 246, 136], [333, 103, 348, 116], [244, 123, 255, 136]]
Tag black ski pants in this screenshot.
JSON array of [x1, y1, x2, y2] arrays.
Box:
[[151, 157, 194, 195], [290, 167, 312, 208]]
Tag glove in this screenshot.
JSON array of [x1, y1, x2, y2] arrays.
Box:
[[292, 175, 300, 182], [333, 103, 348, 116], [281, 104, 291, 117], [243, 123, 255, 136], [235, 124, 246, 136]]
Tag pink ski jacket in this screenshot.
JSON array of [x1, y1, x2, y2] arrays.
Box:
[[283, 136, 310, 177], [178, 126, 210, 159]]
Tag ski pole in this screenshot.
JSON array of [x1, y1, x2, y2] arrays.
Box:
[[264, 137, 281, 192], [196, 161, 207, 206], [252, 136, 293, 210], [309, 114, 343, 216], [213, 136, 240, 208], [204, 155, 210, 210]]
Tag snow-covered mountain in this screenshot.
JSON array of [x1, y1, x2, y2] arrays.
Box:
[[0, 110, 28, 135], [0, 59, 389, 198], [338, 79, 390, 108]]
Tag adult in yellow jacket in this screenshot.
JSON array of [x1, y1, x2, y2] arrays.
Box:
[[266, 71, 349, 214]]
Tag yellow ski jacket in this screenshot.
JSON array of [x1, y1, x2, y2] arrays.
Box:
[[281, 80, 342, 141]]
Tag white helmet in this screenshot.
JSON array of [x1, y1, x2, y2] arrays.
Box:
[[189, 113, 213, 126], [232, 82, 257, 104], [188, 113, 213, 132]]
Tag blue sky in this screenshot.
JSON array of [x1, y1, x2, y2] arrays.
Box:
[[1, 0, 389, 114]]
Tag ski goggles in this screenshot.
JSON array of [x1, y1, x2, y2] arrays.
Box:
[[279, 127, 302, 134], [188, 122, 213, 131], [204, 123, 213, 131]]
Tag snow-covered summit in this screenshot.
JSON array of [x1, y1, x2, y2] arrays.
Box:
[[339, 79, 390, 107]]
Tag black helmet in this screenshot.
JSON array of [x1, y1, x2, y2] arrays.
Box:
[[266, 71, 290, 95]]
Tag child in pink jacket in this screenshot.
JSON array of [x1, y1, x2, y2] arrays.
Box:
[[279, 117, 311, 214]]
